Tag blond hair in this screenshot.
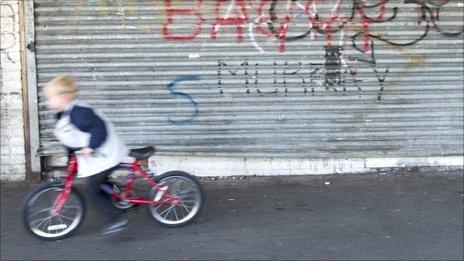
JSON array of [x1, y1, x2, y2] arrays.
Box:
[[43, 75, 79, 99]]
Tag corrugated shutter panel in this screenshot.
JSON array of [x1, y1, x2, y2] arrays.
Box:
[[33, 0, 463, 158]]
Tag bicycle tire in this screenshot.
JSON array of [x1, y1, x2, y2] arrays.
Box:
[[22, 182, 86, 241], [147, 171, 204, 228]]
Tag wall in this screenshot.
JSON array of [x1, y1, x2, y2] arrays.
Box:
[[1, 0, 26, 181], [33, 0, 463, 158], [33, 0, 463, 177], [10, 0, 464, 178]]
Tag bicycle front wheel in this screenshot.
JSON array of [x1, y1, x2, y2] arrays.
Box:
[[147, 171, 203, 228], [22, 182, 85, 240]]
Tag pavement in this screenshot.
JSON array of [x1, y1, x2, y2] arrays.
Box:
[[1, 170, 463, 260]]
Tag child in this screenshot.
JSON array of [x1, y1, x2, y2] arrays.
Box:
[[43, 75, 130, 235]]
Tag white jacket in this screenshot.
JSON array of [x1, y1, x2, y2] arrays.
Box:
[[53, 101, 129, 177]]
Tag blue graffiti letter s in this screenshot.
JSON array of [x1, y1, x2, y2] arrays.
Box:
[[166, 75, 200, 125]]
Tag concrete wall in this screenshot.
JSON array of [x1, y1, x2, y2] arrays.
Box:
[[1, 0, 26, 181], [148, 156, 464, 177]]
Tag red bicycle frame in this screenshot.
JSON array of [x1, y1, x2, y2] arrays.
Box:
[[52, 155, 181, 215]]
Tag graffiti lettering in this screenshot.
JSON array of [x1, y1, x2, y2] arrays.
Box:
[[166, 75, 200, 124], [61, 1, 463, 53], [178, 0, 461, 52], [350, 41, 391, 100], [44, 0, 462, 104], [216, 39, 394, 96], [266, 0, 307, 52], [217, 59, 371, 95], [211, 0, 248, 42], [374, 68, 389, 101], [163, 0, 204, 41]]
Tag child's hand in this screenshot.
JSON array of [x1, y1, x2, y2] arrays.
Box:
[[82, 147, 94, 156]]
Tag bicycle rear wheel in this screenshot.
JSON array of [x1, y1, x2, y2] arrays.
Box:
[[22, 182, 85, 240], [147, 171, 203, 228]]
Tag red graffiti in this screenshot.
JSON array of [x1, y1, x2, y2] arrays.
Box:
[[211, 0, 248, 42], [261, 0, 352, 52], [307, 0, 342, 48], [357, 0, 388, 52], [256, 0, 290, 52], [267, 0, 301, 52], [163, 0, 204, 41], [159, 0, 462, 53], [254, 0, 274, 37], [304, 0, 359, 49], [258, 0, 315, 52]]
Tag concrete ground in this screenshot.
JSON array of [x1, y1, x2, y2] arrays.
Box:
[[1, 170, 463, 260]]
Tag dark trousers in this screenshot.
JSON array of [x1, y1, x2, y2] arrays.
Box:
[[83, 168, 122, 225]]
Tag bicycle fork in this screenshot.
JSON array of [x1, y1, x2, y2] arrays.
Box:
[[52, 156, 78, 215], [52, 180, 73, 215]]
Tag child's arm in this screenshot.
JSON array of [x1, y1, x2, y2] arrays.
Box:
[[69, 106, 107, 152]]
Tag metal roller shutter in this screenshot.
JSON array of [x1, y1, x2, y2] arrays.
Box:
[[33, 0, 464, 158]]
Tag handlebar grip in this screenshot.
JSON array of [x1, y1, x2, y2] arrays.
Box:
[[74, 150, 106, 157]]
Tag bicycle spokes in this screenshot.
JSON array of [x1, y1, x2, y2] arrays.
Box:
[[24, 184, 84, 240], [148, 174, 202, 226]]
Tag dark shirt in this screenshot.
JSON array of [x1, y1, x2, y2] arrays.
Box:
[[56, 105, 107, 150]]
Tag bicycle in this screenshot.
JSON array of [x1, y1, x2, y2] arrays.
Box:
[[22, 146, 204, 241]]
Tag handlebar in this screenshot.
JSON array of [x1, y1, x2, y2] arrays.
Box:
[[35, 146, 65, 157], [36, 147, 105, 157]]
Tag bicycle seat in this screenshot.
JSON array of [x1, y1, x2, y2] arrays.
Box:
[[129, 146, 155, 160]]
